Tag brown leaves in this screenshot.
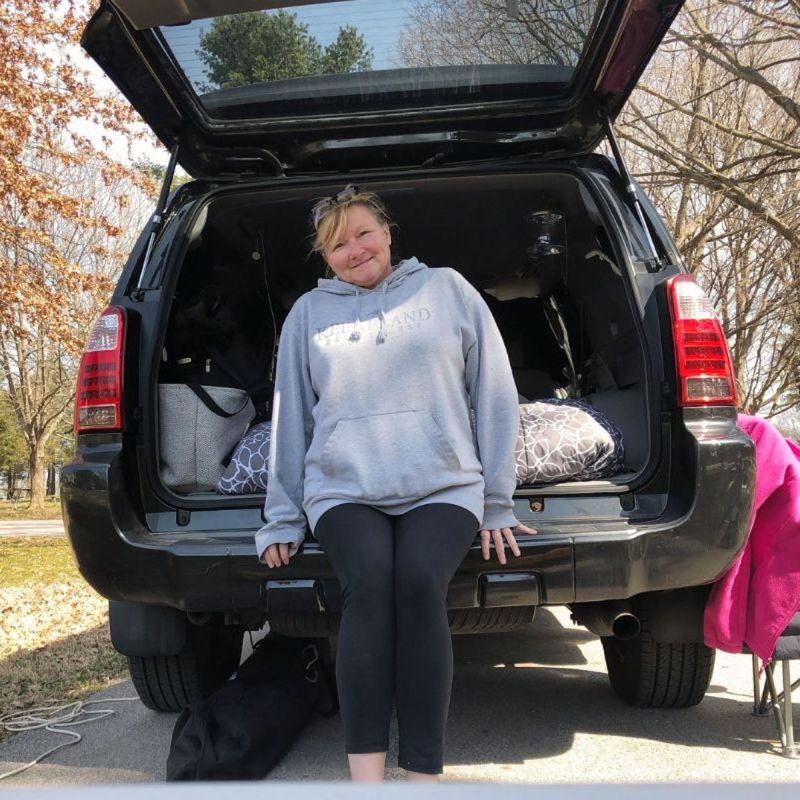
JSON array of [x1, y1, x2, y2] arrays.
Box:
[[0, 0, 157, 344], [0, 3, 159, 507], [0, 578, 109, 660], [0, 577, 127, 731]]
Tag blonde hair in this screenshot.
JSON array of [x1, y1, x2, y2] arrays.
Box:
[[310, 185, 391, 257]]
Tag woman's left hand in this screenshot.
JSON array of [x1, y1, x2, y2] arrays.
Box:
[[480, 524, 538, 564]]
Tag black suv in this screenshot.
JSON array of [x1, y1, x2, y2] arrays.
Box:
[[63, 0, 754, 713]]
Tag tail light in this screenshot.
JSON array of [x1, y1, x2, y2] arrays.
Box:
[[74, 307, 125, 433], [667, 275, 736, 407]]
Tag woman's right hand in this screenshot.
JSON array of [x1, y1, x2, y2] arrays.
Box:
[[261, 543, 292, 568]]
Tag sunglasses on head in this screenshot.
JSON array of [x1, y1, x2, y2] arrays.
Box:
[[311, 185, 361, 227]]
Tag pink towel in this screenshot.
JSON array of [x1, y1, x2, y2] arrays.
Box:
[[704, 414, 800, 663]]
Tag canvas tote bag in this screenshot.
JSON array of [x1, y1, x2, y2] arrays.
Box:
[[159, 383, 255, 492]]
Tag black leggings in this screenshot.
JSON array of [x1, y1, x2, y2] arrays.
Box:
[[314, 502, 479, 774]]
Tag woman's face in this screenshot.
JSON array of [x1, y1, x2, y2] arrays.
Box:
[[323, 204, 392, 289]]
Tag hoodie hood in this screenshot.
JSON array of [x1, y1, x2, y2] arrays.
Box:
[[313, 257, 426, 296], [312, 257, 427, 345]]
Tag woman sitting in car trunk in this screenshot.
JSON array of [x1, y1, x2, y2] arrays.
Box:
[[255, 185, 536, 782]]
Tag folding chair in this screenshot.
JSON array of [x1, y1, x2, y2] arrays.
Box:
[[750, 611, 800, 759]]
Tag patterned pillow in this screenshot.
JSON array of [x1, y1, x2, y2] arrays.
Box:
[[216, 421, 271, 495], [515, 399, 624, 485]]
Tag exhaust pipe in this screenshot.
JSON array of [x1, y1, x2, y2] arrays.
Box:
[[571, 601, 641, 641], [610, 609, 641, 640]]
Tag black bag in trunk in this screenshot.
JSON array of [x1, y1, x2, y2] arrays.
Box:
[[162, 286, 273, 423]]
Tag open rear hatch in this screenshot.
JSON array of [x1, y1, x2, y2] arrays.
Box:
[[150, 169, 658, 515], [82, 0, 684, 176]]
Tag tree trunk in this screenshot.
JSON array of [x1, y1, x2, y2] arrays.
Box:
[[28, 444, 46, 514]]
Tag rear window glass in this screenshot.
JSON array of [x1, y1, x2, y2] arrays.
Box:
[[158, 0, 604, 119]]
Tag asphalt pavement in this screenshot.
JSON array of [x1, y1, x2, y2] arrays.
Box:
[[1, 607, 798, 786], [0, 520, 65, 537]]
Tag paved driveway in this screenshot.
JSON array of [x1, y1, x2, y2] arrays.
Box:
[[0, 520, 65, 537], [1, 607, 798, 785]]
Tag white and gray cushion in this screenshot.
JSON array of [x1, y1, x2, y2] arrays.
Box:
[[217, 398, 623, 494], [216, 421, 272, 495], [515, 398, 624, 485]]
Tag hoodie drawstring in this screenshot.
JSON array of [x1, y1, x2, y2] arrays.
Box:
[[349, 288, 362, 343], [321, 259, 421, 345], [348, 280, 389, 345], [375, 282, 389, 345]]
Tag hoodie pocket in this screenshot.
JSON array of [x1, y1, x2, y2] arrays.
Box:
[[320, 410, 461, 502]]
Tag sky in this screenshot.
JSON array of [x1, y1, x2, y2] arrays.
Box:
[[77, 61, 168, 169]]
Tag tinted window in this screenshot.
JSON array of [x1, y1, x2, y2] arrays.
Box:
[[158, 0, 604, 118]]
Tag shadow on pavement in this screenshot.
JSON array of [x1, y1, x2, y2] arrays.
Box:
[[0, 607, 790, 785]]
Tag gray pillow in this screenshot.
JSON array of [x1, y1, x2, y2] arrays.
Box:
[[218, 398, 624, 493], [216, 421, 271, 495], [515, 399, 624, 485]]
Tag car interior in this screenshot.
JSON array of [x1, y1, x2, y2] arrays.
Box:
[[157, 171, 651, 495]]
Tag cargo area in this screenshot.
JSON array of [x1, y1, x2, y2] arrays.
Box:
[[151, 170, 658, 504]]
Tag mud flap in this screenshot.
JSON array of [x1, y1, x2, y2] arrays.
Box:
[[109, 599, 187, 657]]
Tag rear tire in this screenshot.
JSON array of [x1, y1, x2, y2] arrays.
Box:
[[268, 612, 340, 637], [449, 606, 536, 634], [601, 616, 715, 708], [268, 606, 535, 638], [128, 617, 244, 712]]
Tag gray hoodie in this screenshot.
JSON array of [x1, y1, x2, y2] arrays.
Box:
[[255, 258, 520, 559]]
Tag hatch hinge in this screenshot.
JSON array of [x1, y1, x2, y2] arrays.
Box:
[[603, 115, 661, 266], [132, 143, 180, 300]]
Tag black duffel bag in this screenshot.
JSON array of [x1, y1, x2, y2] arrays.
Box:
[[166, 634, 338, 781], [162, 285, 274, 424]]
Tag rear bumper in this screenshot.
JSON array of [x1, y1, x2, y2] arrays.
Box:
[[61, 409, 754, 614]]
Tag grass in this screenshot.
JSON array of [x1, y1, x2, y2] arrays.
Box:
[[0, 537, 77, 587], [0, 537, 128, 742], [0, 497, 64, 521]]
